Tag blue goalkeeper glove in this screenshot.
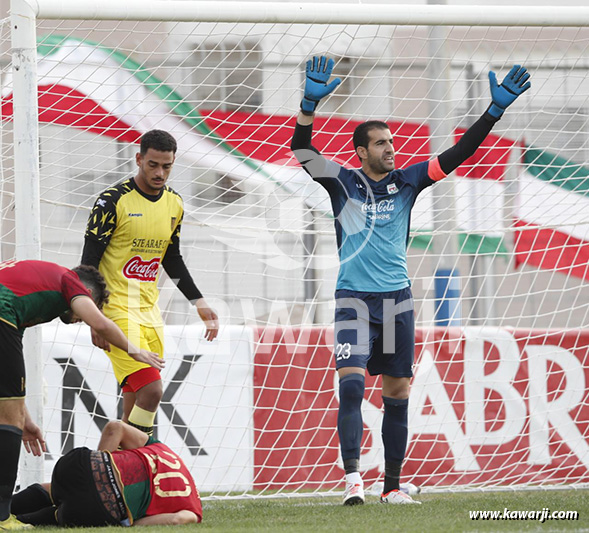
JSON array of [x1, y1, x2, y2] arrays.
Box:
[[300, 56, 342, 115], [487, 65, 531, 119]]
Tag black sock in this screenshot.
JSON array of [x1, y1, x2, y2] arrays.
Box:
[[0, 425, 23, 521], [11, 484, 52, 516]]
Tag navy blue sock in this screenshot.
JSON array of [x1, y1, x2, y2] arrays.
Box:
[[0, 425, 23, 521], [382, 397, 408, 492], [384, 461, 403, 494], [337, 374, 365, 465]]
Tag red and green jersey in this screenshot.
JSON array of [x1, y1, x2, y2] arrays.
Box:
[[110, 439, 202, 523], [0, 260, 90, 330]]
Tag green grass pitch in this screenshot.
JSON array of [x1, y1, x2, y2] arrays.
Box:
[[30, 489, 589, 532]]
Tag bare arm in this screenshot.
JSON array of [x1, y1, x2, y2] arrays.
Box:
[[133, 510, 199, 526], [98, 420, 149, 452], [297, 110, 314, 127], [195, 298, 219, 342], [70, 296, 164, 370], [22, 405, 47, 456]]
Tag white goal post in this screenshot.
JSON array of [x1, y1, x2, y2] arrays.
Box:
[[4, 0, 589, 495]]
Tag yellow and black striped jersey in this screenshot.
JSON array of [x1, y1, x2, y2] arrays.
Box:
[[85, 178, 183, 326]]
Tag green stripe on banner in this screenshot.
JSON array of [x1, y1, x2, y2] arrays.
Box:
[[459, 233, 508, 255], [36, 35, 276, 183], [409, 232, 508, 255], [524, 146, 589, 197]]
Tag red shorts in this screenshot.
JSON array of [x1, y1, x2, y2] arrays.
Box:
[[121, 367, 161, 393]]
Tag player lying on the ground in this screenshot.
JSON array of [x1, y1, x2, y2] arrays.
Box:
[[0, 259, 163, 531], [12, 420, 202, 527]]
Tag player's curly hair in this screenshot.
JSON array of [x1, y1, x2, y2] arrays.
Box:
[[72, 265, 110, 310], [352, 120, 391, 162], [140, 129, 177, 155]]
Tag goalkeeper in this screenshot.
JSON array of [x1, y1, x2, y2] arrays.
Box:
[[291, 56, 530, 505]]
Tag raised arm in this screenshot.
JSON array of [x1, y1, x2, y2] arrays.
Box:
[[291, 56, 344, 186], [300, 55, 342, 117], [437, 65, 531, 175]]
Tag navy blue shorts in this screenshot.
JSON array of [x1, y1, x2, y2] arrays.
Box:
[[334, 287, 415, 377]]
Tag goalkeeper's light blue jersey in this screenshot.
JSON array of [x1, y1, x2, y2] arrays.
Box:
[[315, 158, 439, 293]]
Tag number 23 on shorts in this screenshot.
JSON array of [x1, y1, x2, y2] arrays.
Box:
[[335, 342, 352, 361]]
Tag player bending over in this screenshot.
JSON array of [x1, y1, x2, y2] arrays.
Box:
[[0, 259, 162, 530], [291, 56, 530, 505], [12, 420, 201, 527]]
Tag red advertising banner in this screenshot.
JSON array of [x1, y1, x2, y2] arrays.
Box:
[[253, 327, 589, 490]]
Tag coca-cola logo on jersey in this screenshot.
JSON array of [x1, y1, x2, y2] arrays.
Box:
[[122, 256, 161, 282]]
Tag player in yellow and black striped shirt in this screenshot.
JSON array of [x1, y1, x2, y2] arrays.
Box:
[[82, 130, 219, 436]]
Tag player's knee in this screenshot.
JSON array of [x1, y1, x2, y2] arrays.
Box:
[[102, 420, 123, 438], [339, 373, 365, 407], [382, 375, 410, 399], [135, 380, 163, 409]]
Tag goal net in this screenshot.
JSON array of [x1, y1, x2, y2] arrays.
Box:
[[2, 1, 589, 495]]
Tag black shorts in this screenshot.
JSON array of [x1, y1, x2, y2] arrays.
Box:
[[52, 447, 129, 527], [0, 320, 25, 398]]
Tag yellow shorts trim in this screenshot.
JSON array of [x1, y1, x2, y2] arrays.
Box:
[[106, 319, 164, 385], [0, 316, 17, 329]]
